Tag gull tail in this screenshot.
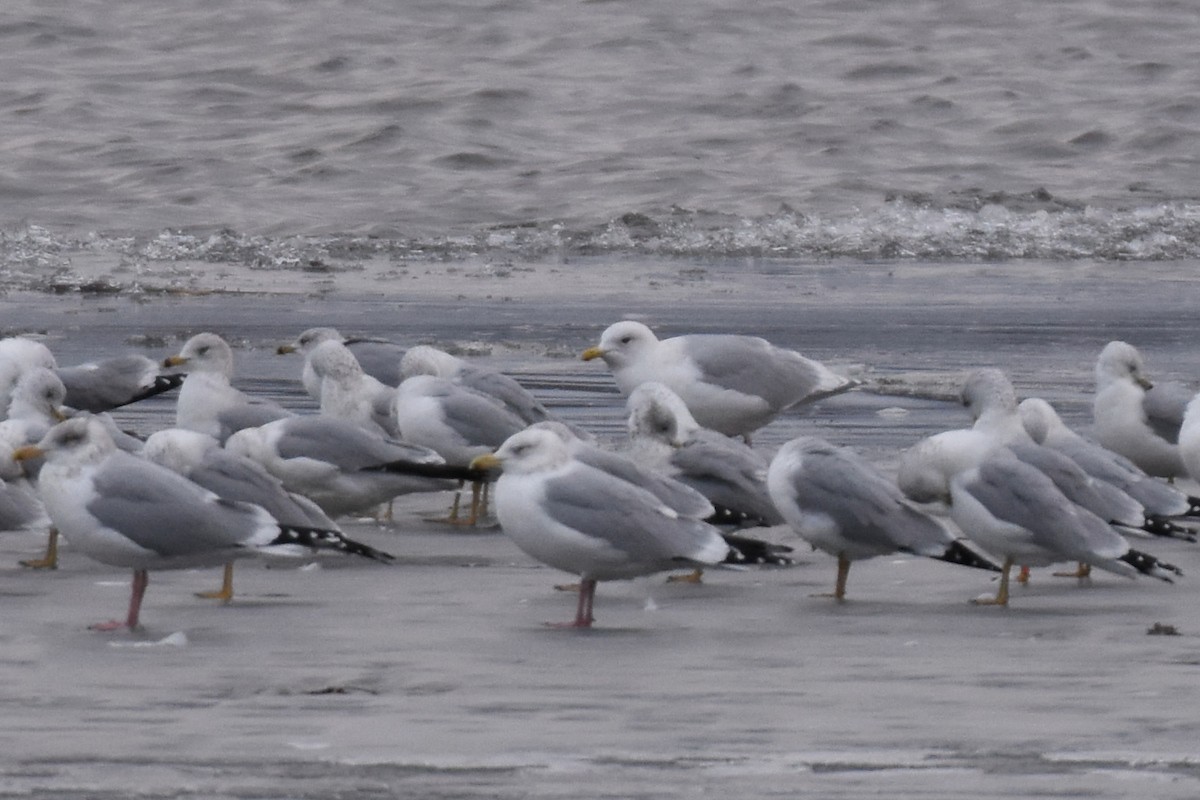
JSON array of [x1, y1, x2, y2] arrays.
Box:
[[269, 526, 395, 563], [1143, 515, 1198, 542], [929, 539, 1003, 572], [1119, 548, 1183, 583], [720, 533, 794, 566]]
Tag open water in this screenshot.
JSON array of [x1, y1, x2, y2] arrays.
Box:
[[3, 0, 1200, 274]]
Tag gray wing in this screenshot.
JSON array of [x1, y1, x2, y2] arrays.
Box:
[[191, 449, 338, 529], [1143, 381, 1191, 444], [572, 444, 714, 519], [438, 388, 528, 449], [682, 334, 827, 409], [541, 466, 723, 563], [965, 458, 1128, 559], [787, 445, 950, 553], [1007, 442, 1143, 527], [670, 432, 781, 525], [273, 416, 443, 470], [216, 400, 293, 442], [1054, 437, 1189, 515], [87, 453, 269, 557], [459, 365, 551, 424], [346, 340, 406, 387], [58, 355, 182, 412]]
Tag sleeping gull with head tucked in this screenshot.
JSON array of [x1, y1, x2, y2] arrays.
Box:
[[1092, 340, 1190, 479], [470, 427, 730, 628], [308, 339, 399, 438], [768, 435, 1000, 600], [949, 448, 1181, 606], [224, 414, 476, 519], [581, 320, 855, 441], [15, 417, 394, 631]]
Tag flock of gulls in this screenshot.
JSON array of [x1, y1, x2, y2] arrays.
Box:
[[0, 323, 1197, 629]]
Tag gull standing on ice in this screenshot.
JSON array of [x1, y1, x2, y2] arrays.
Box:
[[15, 417, 394, 631], [278, 327, 406, 400], [1092, 341, 1190, 479], [142, 427, 372, 602], [768, 435, 1000, 600], [308, 339, 400, 438], [166, 333, 293, 442], [224, 415, 474, 518], [470, 427, 730, 628], [581, 320, 855, 440], [949, 448, 1181, 607]]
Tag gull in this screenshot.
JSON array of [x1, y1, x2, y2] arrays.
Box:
[[897, 368, 1030, 505], [625, 382, 783, 528], [0, 430, 49, 537], [470, 427, 730, 628], [165, 332, 293, 442], [767, 435, 1000, 600], [532, 420, 793, 577], [277, 327, 405, 400], [401, 345, 554, 426], [393, 374, 527, 524], [57, 354, 184, 413], [224, 415, 475, 518], [1021, 397, 1198, 538], [0, 337, 57, 416], [308, 339, 399, 438], [949, 448, 1181, 606], [1092, 341, 1190, 479], [142, 427, 356, 602], [581, 320, 855, 440], [15, 417, 395, 631]]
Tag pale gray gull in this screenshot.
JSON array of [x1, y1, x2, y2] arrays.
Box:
[[949, 448, 1181, 607], [15, 417, 394, 631], [307, 339, 399, 438], [767, 435, 999, 600], [401, 344, 554, 426], [142, 427, 363, 602], [277, 327, 405, 399], [224, 415, 477, 518], [1092, 340, 1190, 479], [470, 427, 730, 628], [1021, 397, 1198, 539], [581, 320, 855, 440], [166, 332, 293, 442]]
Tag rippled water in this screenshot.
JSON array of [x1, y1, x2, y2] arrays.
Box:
[[3, 0, 1200, 273]]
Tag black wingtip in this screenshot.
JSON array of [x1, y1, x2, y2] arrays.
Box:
[[719, 533, 794, 566], [1121, 548, 1183, 582], [361, 461, 495, 483], [1143, 515, 1198, 542], [271, 526, 396, 563], [705, 505, 780, 530], [932, 539, 1003, 572]]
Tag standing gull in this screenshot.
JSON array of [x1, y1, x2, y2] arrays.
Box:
[[1092, 340, 1190, 479], [308, 339, 399, 438], [626, 382, 782, 528], [57, 354, 184, 413], [470, 427, 729, 628], [1021, 397, 1198, 537], [166, 333, 293, 442], [401, 345, 555, 426], [393, 374, 527, 524], [581, 320, 855, 440], [767, 436, 999, 601], [949, 448, 1181, 606], [0, 337, 57, 417], [224, 415, 473, 518], [15, 417, 394, 631], [142, 427, 371, 602], [278, 327, 406, 400]]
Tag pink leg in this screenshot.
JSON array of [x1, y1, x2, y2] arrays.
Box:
[[91, 569, 149, 631], [548, 577, 596, 628]]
